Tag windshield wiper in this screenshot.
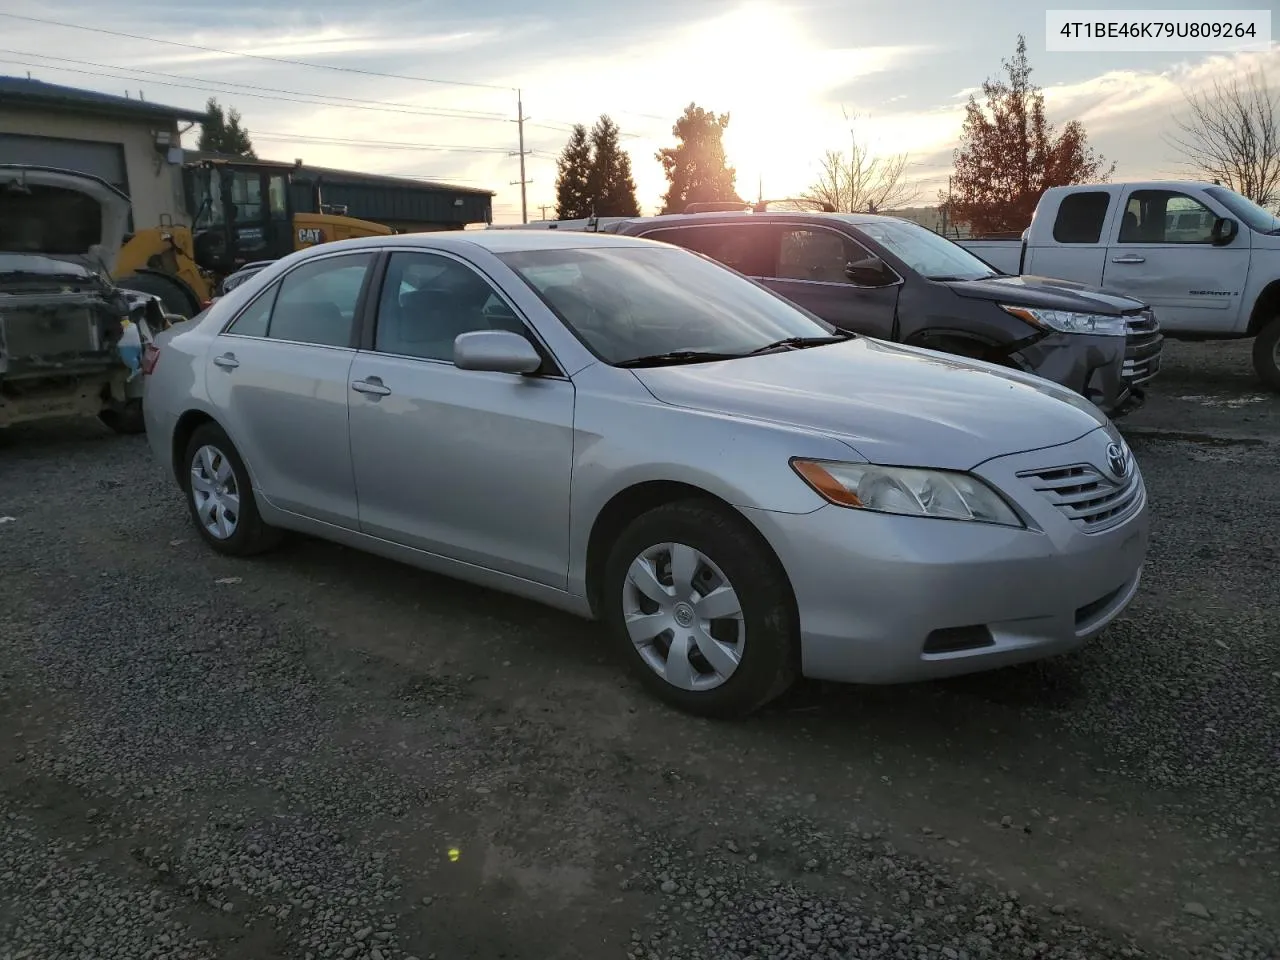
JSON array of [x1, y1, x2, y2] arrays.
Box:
[[615, 350, 744, 368], [744, 333, 854, 356]]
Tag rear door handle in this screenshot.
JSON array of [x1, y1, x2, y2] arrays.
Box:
[[351, 378, 391, 397], [1111, 255, 1145, 264], [213, 353, 239, 369]]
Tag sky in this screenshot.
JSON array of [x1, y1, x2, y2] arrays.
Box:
[[1, 0, 1277, 223]]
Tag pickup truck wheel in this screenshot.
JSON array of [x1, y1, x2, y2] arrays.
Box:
[[1252, 318, 1280, 392], [182, 423, 282, 556]]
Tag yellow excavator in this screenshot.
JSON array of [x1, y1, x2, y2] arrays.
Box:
[[113, 158, 392, 316]]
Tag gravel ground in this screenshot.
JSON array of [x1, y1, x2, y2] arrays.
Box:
[[0, 338, 1277, 960]]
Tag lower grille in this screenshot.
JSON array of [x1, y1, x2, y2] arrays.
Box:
[[1018, 460, 1144, 533], [1122, 310, 1163, 387]]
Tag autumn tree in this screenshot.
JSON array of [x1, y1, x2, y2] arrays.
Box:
[[944, 35, 1112, 236], [554, 124, 593, 219], [586, 114, 640, 217], [805, 126, 919, 213], [657, 103, 742, 214], [1168, 68, 1279, 209], [197, 98, 256, 157]]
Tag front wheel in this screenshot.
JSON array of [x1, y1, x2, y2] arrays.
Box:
[[1252, 317, 1280, 392], [601, 500, 798, 718]]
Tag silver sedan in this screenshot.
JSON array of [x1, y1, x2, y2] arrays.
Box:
[[143, 230, 1149, 717]]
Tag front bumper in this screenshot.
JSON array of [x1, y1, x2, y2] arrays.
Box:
[[743, 428, 1149, 685]]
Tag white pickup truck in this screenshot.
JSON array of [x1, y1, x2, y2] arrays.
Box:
[[959, 181, 1280, 389]]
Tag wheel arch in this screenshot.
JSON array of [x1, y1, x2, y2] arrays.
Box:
[[171, 409, 219, 486], [1246, 279, 1280, 337], [583, 480, 800, 629], [117, 269, 203, 319]]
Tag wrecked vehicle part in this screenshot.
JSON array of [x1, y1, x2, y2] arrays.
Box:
[[0, 165, 162, 433]]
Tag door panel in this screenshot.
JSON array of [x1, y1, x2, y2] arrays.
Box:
[[203, 252, 374, 528], [347, 250, 574, 587], [1103, 188, 1251, 334], [761, 226, 899, 338]]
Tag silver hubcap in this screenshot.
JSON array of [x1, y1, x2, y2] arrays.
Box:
[[621, 542, 745, 692], [190, 444, 240, 540]]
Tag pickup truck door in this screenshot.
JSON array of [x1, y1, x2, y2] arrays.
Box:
[[1102, 187, 1251, 334], [758, 224, 899, 339]]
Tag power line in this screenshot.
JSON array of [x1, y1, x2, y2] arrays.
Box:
[[0, 13, 511, 91], [250, 130, 514, 154], [0, 48, 512, 122]]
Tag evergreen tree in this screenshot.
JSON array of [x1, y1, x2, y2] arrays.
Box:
[[554, 124, 593, 220], [198, 98, 256, 157], [657, 103, 741, 214], [586, 114, 640, 217]]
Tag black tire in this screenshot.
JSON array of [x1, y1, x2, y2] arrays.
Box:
[[116, 272, 198, 320], [1252, 317, 1280, 392], [99, 399, 145, 435], [181, 422, 282, 556], [601, 499, 798, 718]]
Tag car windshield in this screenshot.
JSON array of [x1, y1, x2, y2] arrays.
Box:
[[856, 219, 1000, 281], [1204, 186, 1280, 234], [497, 245, 836, 364]]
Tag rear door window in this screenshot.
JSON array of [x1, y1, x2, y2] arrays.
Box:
[[640, 223, 775, 277], [265, 253, 374, 347], [1052, 191, 1111, 243]]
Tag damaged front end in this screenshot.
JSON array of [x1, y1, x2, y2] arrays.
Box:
[[0, 256, 166, 432], [0, 163, 170, 434]]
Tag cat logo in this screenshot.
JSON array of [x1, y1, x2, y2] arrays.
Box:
[[297, 227, 325, 245]]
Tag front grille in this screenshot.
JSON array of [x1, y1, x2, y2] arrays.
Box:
[[1122, 309, 1163, 387], [1018, 460, 1144, 533]]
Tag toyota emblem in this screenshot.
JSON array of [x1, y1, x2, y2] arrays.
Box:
[[1105, 442, 1128, 480]]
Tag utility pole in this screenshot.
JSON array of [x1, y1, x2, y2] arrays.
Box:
[[539, 204, 550, 220], [508, 88, 531, 225]]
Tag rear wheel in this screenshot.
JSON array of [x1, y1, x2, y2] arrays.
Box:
[[116, 272, 199, 320], [182, 423, 282, 556], [602, 500, 798, 718], [1252, 317, 1280, 392]]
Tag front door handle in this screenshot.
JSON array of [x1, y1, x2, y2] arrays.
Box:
[[351, 378, 391, 397], [1111, 255, 1146, 264], [213, 353, 239, 369]]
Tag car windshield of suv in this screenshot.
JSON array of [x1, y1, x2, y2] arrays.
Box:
[[856, 219, 1000, 281], [1204, 186, 1280, 234], [498, 245, 837, 364]]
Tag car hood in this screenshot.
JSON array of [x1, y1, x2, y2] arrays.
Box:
[[631, 338, 1108, 470], [943, 274, 1147, 314], [0, 164, 131, 276]]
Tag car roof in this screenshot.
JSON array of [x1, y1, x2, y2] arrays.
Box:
[[295, 230, 659, 259], [612, 211, 916, 231]]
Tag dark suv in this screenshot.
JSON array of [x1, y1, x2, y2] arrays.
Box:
[[600, 212, 1163, 417]]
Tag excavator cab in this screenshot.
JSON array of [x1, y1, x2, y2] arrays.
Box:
[[186, 160, 296, 274]]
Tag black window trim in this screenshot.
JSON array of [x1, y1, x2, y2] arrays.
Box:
[[354, 245, 568, 379], [1116, 188, 1219, 245], [218, 247, 378, 351]]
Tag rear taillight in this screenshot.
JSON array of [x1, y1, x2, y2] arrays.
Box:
[[141, 343, 161, 375]]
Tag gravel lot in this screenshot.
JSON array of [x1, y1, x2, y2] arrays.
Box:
[[1, 339, 1277, 960]]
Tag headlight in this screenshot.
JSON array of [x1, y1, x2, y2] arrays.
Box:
[[1002, 305, 1126, 337], [791, 459, 1024, 527]]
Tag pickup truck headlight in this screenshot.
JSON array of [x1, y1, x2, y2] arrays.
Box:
[[790, 459, 1024, 527], [1001, 305, 1127, 337]]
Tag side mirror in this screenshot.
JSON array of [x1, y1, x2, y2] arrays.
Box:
[[1211, 217, 1238, 245], [844, 256, 893, 286], [453, 329, 543, 374]]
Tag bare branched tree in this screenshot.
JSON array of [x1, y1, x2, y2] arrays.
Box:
[[803, 126, 920, 214], [1168, 68, 1280, 209]]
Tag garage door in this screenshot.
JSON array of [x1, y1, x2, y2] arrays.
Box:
[[0, 133, 129, 195]]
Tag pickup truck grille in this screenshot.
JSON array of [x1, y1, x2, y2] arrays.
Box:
[[1121, 309, 1163, 387], [1017, 461, 1144, 533]]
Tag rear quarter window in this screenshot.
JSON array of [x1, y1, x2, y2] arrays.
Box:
[[1052, 192, 1111, 244]]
